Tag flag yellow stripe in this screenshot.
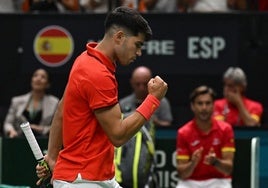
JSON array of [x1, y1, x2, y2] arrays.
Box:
[[35, 37, 72, 54]]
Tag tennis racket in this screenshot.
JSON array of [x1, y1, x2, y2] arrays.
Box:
[[20, 122, 51, 186]]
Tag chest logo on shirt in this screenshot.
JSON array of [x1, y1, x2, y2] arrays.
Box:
[[191, 140, 200, 147], [212, 138, 221, 145], [223, 104, 230, 115]]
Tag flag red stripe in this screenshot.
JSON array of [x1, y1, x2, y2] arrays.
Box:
[[40, 54, 68, 63], [41, 29, 68, 37]]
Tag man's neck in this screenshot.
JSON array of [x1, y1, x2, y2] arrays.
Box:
[[196, 119, 212, 134]]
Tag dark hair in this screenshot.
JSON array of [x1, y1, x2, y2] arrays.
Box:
[[189, 85, 216, 103], [104, 6, 152, 41], [33, 68, 50, 83]]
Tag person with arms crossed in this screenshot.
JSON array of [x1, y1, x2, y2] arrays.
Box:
[[176, 85, 235, 188], [3, 68, 59, 138], [36, 6, 168, 188], [213, 67, 263, 127], [120, 66, 173, 127]]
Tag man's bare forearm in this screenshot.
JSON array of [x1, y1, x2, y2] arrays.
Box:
[[177, 160, 197, 179], [213, 158, 233, 175], [47, 99, 63, 162]]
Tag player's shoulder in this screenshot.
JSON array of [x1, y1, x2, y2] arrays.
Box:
[[160, 97, 170, 105], [178, 120, 194, 134], [214, 98, 227, 105], [74, 51, 104, 71], [215, 119, 233, 131], [44, 94, 59, 103], [245, 97, 263, 108], [71, 53, 113, 82], [11, 93, 30, 103]]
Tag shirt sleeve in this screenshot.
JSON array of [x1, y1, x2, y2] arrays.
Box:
[[176, 129, 190, 160], [213, 100, 225, 121], [221, 124, 236, 153], [249, 102, 263, 123]]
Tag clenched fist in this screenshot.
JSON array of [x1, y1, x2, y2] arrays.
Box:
[[147, 76, 168, 100]]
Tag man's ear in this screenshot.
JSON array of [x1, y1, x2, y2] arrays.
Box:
[[190, 103, 194, 111], [114, 30, 125, 45]]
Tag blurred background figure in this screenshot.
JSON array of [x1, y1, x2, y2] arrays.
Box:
[[258, 0, 268, 11], [213, 67, 263, 127], [0, 0, 23, 13], [57, 0, 80, 12], [3, 68, 59, 138], [21, 0, 59, 12], [117, 65, 171, 187], [120, 0, 178, 13], [177, 0, 250, 12], [139, 0, 178, 13], [227, 0, 257, 11], [119, 66, 173, 127], [80, 0, 111, 13], [114, 115, 158, 188], [177, 0, 231, 12], [120, 0, 139, 10], [21, 0, 81, 13], [176, 85, 235, 188]]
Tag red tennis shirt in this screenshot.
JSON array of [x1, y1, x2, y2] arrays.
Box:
[[213, 97, 263, 126], [176, 118, 235, 181], [53, 42, 118, 181]]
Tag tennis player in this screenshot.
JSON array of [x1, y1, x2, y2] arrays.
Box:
[[36, 6, 168, 187]]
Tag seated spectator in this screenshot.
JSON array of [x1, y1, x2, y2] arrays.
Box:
[[21, 0, 81, 13], [178, 0, 232, 12], [22, 0, 59, 12], [3, 68, 59, 138], [0, 0, 21, 13], [119, 66, 173, 127], [80, 0, 110, 13], [56, 0, 80, 12], [119, 0, 139, 10], [213, 67, 263, 127], [176, 85, 235, 188], [140, 0, 178, 13], [227, 0, 257, 11], [120, 0, 178, 13]]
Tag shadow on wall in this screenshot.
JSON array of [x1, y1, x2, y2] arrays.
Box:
[[171, 105, 193, 128]]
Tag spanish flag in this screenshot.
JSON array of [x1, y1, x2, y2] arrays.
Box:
[[34, 26, 74, 66]]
